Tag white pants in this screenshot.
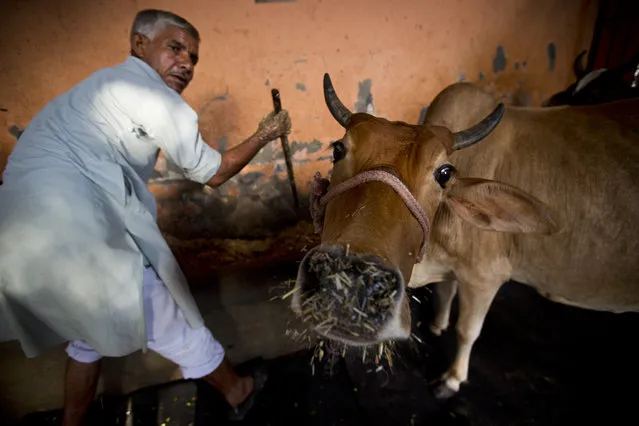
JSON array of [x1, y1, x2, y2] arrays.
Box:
[[66, 267, 225, 380]]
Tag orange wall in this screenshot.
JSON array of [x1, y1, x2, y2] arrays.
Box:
[[0, 0, 598, 235]]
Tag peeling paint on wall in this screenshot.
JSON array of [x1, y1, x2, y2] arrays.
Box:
[[547, 42, 557, 71], [250, 138, 325, 166], [355, 79, 375, 114], [8, 125, 23, 140], [275, 139, 323, 160], [253, 142, 278, 164], [238, 171, 267, 186], [154, 172, 302, 239], [493, 46, 507, 73], [197, 90, 229, 116], [217, 136, 228, 152]]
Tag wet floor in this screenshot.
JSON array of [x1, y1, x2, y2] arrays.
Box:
[[15, 261, 639, 426]]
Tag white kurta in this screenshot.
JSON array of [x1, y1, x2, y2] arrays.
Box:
[[0, 56, 222, 358]]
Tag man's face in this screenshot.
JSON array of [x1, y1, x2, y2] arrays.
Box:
[[132, 26, 199, 94]]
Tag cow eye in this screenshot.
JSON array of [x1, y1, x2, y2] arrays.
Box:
[[331, 141, 346, 163], [434, 164, 455, 188]]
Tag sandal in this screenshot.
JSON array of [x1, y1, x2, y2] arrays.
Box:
[[227, 357, 269, 421]]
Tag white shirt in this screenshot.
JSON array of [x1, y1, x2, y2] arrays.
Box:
[[0, 56, 221, 357]]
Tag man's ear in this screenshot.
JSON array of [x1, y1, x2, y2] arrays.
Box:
[[131, 33, 149, 59], [444, 177, 561, 234]]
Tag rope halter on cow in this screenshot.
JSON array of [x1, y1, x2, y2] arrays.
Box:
[[309, 169, 430, 264]]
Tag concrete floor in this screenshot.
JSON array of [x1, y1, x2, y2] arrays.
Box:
[[3, 260, 639, 425], [0, 260, 311, 424]]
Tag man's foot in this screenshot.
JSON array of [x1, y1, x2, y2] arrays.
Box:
[[202, 356, 269, 421], [226, 358, 269, 421], [224, 375, 254, 408]]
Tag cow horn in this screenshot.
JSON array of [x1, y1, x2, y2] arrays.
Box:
[[452, 103, 505, 150], [323, 73, 352, 128], [573, 49, 588, 78]]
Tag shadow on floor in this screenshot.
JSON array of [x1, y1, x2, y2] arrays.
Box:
[[342, 280, 639, 426], [15, 277, 639, 426]]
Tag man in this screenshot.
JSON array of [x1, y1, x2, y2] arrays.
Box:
[[0, 9, 291, 425]]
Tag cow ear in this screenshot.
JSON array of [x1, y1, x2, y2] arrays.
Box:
[[444, 177, 560, 234]]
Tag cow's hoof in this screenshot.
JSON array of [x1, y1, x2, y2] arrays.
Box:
[[433, 383, 457, 400], [431, 375, 460, 400], [429, 322, 447, 336]]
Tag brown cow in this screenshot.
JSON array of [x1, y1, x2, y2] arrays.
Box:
[[291, 73, 639, 399]]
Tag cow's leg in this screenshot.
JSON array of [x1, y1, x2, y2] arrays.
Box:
[[434, 279, 501, 399], [430, 280, 457, 336]]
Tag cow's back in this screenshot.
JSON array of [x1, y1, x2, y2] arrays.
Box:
[[426, 83, 639, 312]]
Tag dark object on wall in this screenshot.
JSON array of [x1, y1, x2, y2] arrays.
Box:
[[541, 50, 639, 106], [542, 0, 639, 107], [8, 125, 24, 140], [271, 88, 300, 210]]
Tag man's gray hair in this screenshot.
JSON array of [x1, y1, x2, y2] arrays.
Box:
[[131, 9, 200, 42]]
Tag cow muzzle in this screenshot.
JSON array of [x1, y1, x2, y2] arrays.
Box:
[[292, 168, 429, 345], [291, 244, 408, 346]]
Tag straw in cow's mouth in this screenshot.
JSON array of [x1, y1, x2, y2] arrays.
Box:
[[298, 250, 400, 341], [271, 275, 401, 376]]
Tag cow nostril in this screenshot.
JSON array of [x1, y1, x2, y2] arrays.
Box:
[[299, 247, 402, 340]]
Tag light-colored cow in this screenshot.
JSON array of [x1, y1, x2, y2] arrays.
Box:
[[291, 73, 639, 399]]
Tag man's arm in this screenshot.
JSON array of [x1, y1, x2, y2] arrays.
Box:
[[206, 132, 269, 188], [206, 110, 291, 188]]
